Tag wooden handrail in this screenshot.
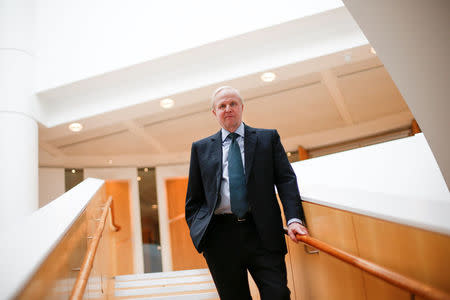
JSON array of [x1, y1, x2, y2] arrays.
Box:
[[285, 229, 450, 300], [108, 202, 120, 232], [70, 196, 117, 300]]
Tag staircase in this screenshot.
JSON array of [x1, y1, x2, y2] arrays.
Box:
[[113, 268, 219, 299]]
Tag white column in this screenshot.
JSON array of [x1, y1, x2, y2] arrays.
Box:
[[0, 0, 39, 225]]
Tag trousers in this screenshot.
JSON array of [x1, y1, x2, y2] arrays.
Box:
[[202, 214, 290, 300]]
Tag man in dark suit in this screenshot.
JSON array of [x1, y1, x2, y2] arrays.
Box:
[[185, 86, 308, 300]]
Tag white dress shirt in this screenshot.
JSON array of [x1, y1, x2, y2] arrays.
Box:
[[214, 123, 245, 214], [214, 123, 302, 226]]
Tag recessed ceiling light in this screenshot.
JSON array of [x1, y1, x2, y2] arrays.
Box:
[[370, 47, 377, 55], [287, 152, 292, 157], [160, 98, 174, 109], [71, 169, 76, 174], [69, 122, 83, 132], [144, 167, 148, 172], [260, 72, 276, 82]]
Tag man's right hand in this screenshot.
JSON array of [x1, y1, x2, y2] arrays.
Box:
[[287, 222, 309, 243]]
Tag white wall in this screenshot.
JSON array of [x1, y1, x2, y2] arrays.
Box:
[[293, 134, 450, 234], [35, 0, 344, 91], [84, 167, 144, 274], [38, 167, 64, 208], [342, 0, 450, 188], [293, 134, 449, 201], [155, 163, 189, 272]]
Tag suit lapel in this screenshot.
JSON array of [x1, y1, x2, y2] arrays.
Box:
[[209, 130, 223, 194], [244, 125, 257, 184]]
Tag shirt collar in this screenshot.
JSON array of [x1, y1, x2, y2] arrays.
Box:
[[221, 122, 245, 142]]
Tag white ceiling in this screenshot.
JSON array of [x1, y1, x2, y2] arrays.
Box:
[[39, 49, 414, 168]]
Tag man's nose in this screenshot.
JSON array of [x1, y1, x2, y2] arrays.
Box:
[[225, 104, 232, 111]]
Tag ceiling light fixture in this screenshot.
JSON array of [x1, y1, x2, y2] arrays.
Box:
[[144, 167, 148, 172], [260, 72, 276, 82], [69, 122, 83, 132], [160, 98, 174, 109], [137, 176, 142, 181], [72, 169, 76, 174]]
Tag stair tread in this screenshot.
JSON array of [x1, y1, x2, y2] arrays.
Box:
[[115, 269, 210, 282], [115, 274, 213, 289], [115, 291, 219, 300], [115, 282, 216, 297]]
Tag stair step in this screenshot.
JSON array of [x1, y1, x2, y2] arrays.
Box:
[[114, 282, 216, 298], [115, 269, 210, 282], [115, 274, 213, 289], [117, 291, 219, 300]]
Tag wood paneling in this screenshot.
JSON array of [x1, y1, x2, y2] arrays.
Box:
[[248, 271, 261, 300], [411, 119, 422, 135], [353, 214, 450, 300], [166, 177, 188, 219], [288, 202, 366, 300], [169, 218, 208, 270], [285, 236, 299, 300], [105, 180, 134, 275], [277, 195, 300, 300], [16, 187, 111, 300], [166, 177, 207, 271], [17, 212, 88, 300], [287, 201, 450, 300], [298, 146, 309, 160]]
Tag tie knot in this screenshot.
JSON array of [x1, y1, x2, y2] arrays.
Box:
[[228, 132, 239, 142]]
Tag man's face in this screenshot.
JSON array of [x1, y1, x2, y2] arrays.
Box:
[[212, 89, 244, 132]]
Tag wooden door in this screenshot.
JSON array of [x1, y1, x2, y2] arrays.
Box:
[[166, 177, 208, 270], [105, 180, 134, 275]]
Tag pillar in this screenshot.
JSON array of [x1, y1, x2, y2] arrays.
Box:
[[0, 0, 39, 225]]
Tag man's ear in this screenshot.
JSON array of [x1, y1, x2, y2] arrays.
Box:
[[212, 109, 216, 117]]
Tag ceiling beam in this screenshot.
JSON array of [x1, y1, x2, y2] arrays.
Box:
[[321, 69, 354, 125], [39, 142, 65, 158], [123, 120, 166, 153], [39, 151, 191, 168], [39, 112, 413, 168], [282, 111, 413, 151]]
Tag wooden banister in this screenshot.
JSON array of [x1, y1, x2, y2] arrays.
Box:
[[285, 229, 450, 300], [70, 196, 117, 300]]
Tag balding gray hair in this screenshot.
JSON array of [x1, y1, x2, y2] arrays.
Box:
[[210, 86, 243, 110]]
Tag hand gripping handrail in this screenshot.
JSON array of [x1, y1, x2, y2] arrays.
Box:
[[284, 228, 450, 300], [70, 196, 118, 300]]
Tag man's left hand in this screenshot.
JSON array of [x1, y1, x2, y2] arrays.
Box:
[[287, 222, 309, 243]]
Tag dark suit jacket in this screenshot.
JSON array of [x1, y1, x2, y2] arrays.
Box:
[[185, 124, 304, 254]]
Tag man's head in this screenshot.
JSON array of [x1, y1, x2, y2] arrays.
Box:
[[211, 86, 244, 133]]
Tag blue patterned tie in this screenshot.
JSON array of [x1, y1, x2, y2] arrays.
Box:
[[228, 133, 248, 218]]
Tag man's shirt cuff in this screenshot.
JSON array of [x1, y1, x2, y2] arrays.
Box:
[[287, 218, 303, 226]]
